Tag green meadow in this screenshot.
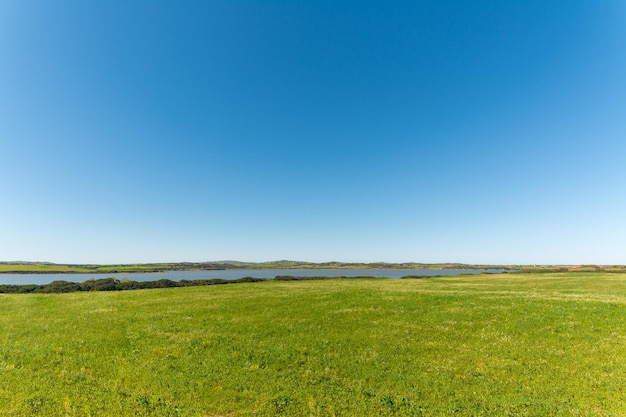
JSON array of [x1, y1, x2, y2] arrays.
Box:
[[0, 273, 624, 416]]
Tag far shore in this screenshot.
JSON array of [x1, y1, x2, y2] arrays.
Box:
[[1, 261, 624, 274]]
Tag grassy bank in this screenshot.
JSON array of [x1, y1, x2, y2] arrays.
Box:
[[0, 263, 94, 273], [2, 261, 626, 274], [0, 273, 624, 416]]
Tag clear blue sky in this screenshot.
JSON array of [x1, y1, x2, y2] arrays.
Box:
[[1, 1, 625, 265]]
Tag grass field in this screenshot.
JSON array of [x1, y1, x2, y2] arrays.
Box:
[[0, 263, 93, 273], [0, 263, 181, 274], [0, 273, 624, 416], [3, 261, 625, 274]]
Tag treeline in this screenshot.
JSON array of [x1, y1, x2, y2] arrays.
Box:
[[0, 277, 265, 294], [0, 275, 378, 294]]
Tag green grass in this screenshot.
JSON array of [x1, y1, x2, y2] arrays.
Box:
[[3, 261, 626, 274], [0, 273, 624, 416], [0, 263, 93, 273], [92, 264, 178, 273], [0, 263, 182, 273]]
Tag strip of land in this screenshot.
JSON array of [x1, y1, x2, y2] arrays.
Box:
[[0, 275, 391, 294], [1, 260, 625, 274]]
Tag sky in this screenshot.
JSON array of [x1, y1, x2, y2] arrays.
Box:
[[1, 1, 625, 265]]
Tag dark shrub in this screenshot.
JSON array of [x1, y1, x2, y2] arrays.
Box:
[[92, 278, 120, 291], [44, 280, 82, 293]]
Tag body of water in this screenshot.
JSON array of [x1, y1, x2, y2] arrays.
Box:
[[0, 269, 514, 285]]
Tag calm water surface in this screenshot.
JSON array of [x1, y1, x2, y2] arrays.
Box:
[[0, 269, 513, 285]]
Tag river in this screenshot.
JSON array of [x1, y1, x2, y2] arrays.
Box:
[[0, 269, 514, 285]]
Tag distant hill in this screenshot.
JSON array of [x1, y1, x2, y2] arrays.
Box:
[[1, 260, 625, 274]]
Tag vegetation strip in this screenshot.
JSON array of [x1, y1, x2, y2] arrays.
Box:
[[2, 261, 625, 275], [0, 275, 397, 293]]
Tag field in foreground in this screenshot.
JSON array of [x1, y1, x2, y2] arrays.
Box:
[[0, 273, 624, 416]]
